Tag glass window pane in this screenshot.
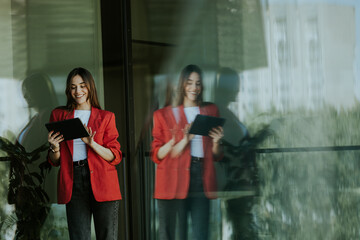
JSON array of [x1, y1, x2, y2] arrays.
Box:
[[131, 0, 360, 239], [0, 0, 103, 238]]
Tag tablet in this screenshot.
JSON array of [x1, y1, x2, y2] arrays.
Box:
[[189, 114, 225, 136], [45, 118, 90, 141]]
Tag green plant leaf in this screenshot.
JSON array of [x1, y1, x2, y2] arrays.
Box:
[[39, 160, 52, 178], [30, 143, 48, 155], [30, 172, 43, 184], [24, 175, 35, 186], [35, 187, 50, 203], [0, 156, 11, 161]]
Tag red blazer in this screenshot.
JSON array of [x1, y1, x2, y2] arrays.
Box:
[[48, 107, 122, 204], [151, 103, 221, 199]]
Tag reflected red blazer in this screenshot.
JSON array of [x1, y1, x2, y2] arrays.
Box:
[[151, 103, 221, 199], [48, 107, 122, 204]]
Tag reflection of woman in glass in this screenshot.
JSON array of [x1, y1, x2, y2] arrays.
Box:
[[215, 67, 256, 240], [8, 73, 58, 239], [152, 64, 223, 240], [47, 67, 122, 240]]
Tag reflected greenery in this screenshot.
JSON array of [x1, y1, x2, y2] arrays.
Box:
[[0, 136, 50, 239], [250, 104, 360, 239], [221, 125, 273, 240], [221, 125, 274, 192]]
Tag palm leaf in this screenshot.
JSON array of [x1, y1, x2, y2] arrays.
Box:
[[30, 172, 43, 184], [0, 156, 12, 162]]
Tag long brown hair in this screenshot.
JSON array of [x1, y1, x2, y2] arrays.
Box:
[[22, 72, 58, 110], [176, 64, 204, 106], [65, 67, 101, 111]]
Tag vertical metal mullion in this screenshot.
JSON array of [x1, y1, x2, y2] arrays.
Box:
[[121, 0, 136, 239]]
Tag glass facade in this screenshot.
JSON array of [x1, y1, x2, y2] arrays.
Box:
[[0, 0, 103, 239], [0, 0, 359, 239], [131, 0, 360, 239]]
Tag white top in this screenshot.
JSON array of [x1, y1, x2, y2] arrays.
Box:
[[184, 106, 204, 158], [73, 110, 91, 162]]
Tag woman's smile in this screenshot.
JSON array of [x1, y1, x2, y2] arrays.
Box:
[[184, 72, 201, 106], [70, 75, 90, 109]]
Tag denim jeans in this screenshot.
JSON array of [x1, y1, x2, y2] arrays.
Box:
[[178, 159, 210, 240], [157, 199, 183, 240], [157, 160, 210, 240], [66, 164, 119, 240]]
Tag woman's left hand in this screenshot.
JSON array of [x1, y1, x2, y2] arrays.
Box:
[[81, 124, 115, 162], [81, 124, 96, 147], [209, 126, 224, 144]]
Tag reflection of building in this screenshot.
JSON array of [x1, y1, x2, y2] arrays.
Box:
[[237, 1, 357, 121]]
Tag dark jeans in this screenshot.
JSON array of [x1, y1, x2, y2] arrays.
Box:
[[179, 159, 210, 240], [66, 163, 119, 240], [158, 159, 209, 240], [157, 199, 183, 240]]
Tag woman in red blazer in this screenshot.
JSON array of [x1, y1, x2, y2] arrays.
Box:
[[152, 64, 223, 240], [47, 67, 122, 240]]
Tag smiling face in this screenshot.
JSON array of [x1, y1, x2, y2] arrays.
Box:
[[70, 75, 91, 110], [183, 72, 202, 107]]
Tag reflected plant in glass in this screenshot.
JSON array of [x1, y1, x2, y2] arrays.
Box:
[[1, 73, 59, 239], [215, 67, 274, 239], [0, 136, 50, 239]]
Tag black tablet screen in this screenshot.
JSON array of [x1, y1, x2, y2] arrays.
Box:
[[188, 114, 225, 136], [45, 118, 89, 141]]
